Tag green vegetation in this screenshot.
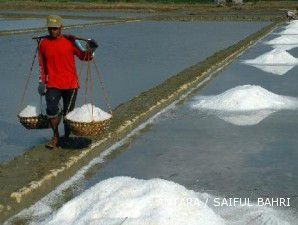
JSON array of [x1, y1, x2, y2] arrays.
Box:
[[5, 0, 214, 3], [4, 0, 298, 2], [1, 0, 298, 3], [1, 0, 297, 5], [1, 0, 297, 12]]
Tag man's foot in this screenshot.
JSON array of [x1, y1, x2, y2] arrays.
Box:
[[45, 136, 59, 149], [47, 116, 61, 149]]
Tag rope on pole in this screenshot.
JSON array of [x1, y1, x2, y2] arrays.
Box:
[[65, 53, 86, 116], [84, 58, 90, 105], [17, 42, 39, 114], [88, 60, 95, 120], [92, 57, 113, 116]]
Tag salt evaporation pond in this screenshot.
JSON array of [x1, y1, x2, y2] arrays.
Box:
[[4, 22, 298, 225], [0, 20, 268, 163], [0, 18, 96, 31], [0, 9, 159, 19]]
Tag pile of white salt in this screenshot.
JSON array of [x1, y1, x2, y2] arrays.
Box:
[[242, 49, 298, 75], [42, 177, 224, 225], [191, 85, 298, 126], [191, 85, 298, 112], [19, 105, 41, 117], [66, 104, 111, 123], [265, 35, 298, 45], [243, 49, 298, 65]]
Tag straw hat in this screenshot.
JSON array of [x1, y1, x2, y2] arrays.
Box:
[[46, 15, 63, 28]]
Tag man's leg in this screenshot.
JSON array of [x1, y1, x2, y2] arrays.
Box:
[[62, 89, 78, 138], [45, 88, 62, 148]]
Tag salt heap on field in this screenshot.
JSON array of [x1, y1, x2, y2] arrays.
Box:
[[43, 177, 224, 225], [248, 64, 295, 76], [6, 178, 295, 225], [192, 85, 298, 112], [279, 28, 298, 35], [66, 104, 111, 123], [242, 49, 298, 75], [285, 20, 298, 30], [243, 49, 298, 65], [265, 35, 298, 45], [271, 44, 298, 51], [279, 21, 298, 35], [19, 105, 41, 117], [191, 85, 298, 126], [275, 21, 298, 47]]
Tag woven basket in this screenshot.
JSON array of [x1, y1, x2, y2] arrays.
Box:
[[18, 114, 49, 129], [64, 118, 111, 136]]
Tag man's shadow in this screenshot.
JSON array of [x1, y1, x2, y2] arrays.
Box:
[[59, 136, 92, 150]]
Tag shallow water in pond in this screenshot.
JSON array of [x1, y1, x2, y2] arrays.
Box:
[[0, 18, 97, 31], [5, 22, 298, 225]]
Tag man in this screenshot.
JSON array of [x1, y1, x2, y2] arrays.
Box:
[[38, 15, 98, 149], [286, 10, 297, 21]]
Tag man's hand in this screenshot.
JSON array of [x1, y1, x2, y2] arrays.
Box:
[[38, 82, 46, 96], [87, 39, 99, 50]]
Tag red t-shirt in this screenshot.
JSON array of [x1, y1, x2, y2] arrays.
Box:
[[38, 36, 92, 89]]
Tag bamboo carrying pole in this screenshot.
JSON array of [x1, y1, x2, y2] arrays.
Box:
[[32, 35, 90, 42]]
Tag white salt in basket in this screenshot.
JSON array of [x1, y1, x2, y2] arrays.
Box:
[[18, 105, 49, 129], [65, 104, 112, 136]]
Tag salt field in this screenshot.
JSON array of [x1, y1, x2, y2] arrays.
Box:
[[0, 20, 268, 164], [0, 9, 159, 19], [4, 20, 298, 225], [0, 18, 97, 31]]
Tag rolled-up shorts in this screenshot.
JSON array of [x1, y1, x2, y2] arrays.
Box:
[[45, 88, 78, 118]]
